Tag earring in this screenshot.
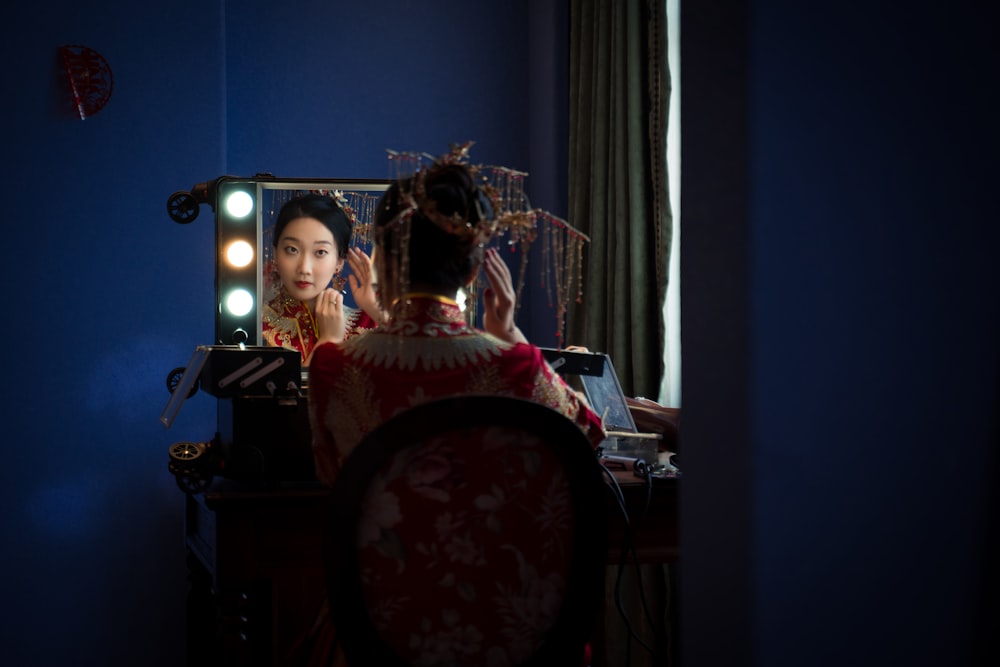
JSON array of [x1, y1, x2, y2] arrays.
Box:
[[332, 272, 347, 291]]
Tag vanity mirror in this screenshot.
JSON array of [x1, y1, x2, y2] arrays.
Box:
[[167, 163, 592, 356], [168, 175, 389, 347]]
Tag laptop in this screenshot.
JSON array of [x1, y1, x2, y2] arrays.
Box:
[[539, 347, 637, 435], [541, 348, 674, 478]]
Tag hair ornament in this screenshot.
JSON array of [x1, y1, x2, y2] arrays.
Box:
[[382, 142, 591, 342], [382, 142, 539, 247]]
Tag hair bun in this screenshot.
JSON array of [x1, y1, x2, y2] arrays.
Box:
[[423, 163, 477, 220]]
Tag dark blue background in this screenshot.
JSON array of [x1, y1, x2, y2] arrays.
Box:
[[2, 2, 998, 666], [1, 2, 565, 665]]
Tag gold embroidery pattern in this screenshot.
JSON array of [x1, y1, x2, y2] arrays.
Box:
[[342, 296, 512, 371], [466, 364, 513, 395], [531, 369, 582, 422], [385, 299, 467, 335], [343, 308, 368, 340], [324, 362, 382, 468], [263, 288, 366, 360], [262, 302, 305, 346], [344, 332, 507, 371], [262, 289, 315, 362]]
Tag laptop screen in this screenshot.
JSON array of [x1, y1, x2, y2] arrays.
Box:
[[539, 348, 637, 433]]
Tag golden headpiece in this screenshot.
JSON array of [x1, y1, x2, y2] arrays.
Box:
[[380, 141, 538, 247], [379, 142, 590, 342]]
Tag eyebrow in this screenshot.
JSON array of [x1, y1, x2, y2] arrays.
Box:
[[280, 236, 333, 246]]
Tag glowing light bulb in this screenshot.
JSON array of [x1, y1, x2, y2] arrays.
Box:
[[226, 240, 254, 268], [225, 191, 254, 218], [226, 289, 254, 316]]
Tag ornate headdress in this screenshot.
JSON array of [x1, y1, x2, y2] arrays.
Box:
[[378, 142, 590, 343], [379, 141, 537, 247]]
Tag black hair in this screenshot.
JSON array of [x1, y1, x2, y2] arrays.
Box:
[[374, 163, 493, 293], [273, 193, 352, 259]]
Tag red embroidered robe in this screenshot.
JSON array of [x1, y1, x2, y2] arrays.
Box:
[[262, 289, 374, 365], [308, 294, 604, 486]]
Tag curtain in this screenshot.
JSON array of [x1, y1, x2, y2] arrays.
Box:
[[568, 0, 672, 400]]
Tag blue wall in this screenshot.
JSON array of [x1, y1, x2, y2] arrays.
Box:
[[3, 2, 223, 665], [751, 4, 999, 664], [7, 2, 996, 667], [681, 2, 1000, 666], [1, 1, 567, 664]]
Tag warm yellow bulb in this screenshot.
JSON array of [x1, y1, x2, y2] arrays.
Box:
[[226, 240, 254, 267]]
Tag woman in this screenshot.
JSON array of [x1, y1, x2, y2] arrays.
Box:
[[308, 155, 604, 486], [295, 152, 605, 667], [261, 193, 381, 365]]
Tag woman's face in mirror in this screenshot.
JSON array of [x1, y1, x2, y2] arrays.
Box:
[[274, 216, 344, 304]]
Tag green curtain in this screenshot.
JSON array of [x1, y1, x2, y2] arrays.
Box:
[[568, 0, 672, 399]]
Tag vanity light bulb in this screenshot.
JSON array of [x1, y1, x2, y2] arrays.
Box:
[[225, 191, 254, 218], [225, 241, 254, 268], [226, 289, 254, 317]]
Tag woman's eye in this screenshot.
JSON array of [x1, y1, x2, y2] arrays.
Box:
[[282, 245, 299, 255], [316, 249, 329, 257]]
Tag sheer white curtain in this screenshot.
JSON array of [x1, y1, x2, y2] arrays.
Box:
[[660, 0, 681, 407]]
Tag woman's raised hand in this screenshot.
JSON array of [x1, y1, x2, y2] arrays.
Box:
[[482, 248, 527, 344], [346, 247, 386, 324], [314, 288, 346, 345]]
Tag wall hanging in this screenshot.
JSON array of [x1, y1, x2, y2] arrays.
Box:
[[59, 44, 113, 119]]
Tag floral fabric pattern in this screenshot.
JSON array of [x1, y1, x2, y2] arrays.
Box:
[[357, 425, 575, 667]]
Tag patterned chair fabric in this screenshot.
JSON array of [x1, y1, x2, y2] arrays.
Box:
[[324, 395, 608, 667]]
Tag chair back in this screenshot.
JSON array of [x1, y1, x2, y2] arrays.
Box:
[[324, 395, 608, 667]]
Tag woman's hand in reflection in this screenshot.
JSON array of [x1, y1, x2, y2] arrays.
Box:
[[314, 288, 346, 345], [482, 248, 527, 344], [346, 247, 386, 324]]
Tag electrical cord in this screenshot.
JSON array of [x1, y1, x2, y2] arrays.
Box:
[[599, 461, 666, 664]]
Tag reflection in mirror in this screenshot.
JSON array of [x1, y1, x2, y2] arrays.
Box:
[[213, 177, 389, 356], [208, 172, 591, 364]]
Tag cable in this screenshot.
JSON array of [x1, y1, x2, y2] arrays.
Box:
[[599, 461, 664, 663]]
